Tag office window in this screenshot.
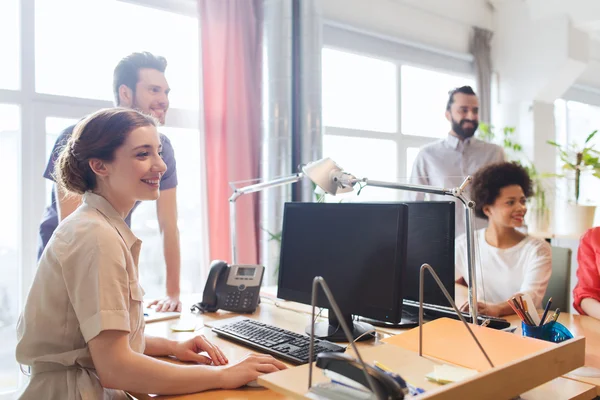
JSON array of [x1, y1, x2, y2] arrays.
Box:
[[0, 0, 20, 90], [322, 44, 474, 194], [132, 126, 206, 298], [401, 65, 475, 138], [322, 135, 399, 202], [45, 117, 79, 205], [322, 48, 397, 133], [554, 99, 600, 205], [0, 104, 21, 393], [35, 0, 200, 109]]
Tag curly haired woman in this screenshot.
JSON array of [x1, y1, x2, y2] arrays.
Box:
[[455, 162, 552, 317]]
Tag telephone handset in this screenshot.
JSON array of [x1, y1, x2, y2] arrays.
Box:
[[192, 260, 264, 313]]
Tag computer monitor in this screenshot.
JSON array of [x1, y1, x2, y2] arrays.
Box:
[[277, 202, 408, 342], [402, 201, 456, 307]]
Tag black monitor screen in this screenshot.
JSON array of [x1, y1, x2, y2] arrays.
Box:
[[277, 202, 408, 324], [402, 201, 455, 306]]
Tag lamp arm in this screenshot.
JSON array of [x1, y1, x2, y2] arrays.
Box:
[[454, 192, 478, 325], [229, 173, 303, 201], [229, 173, 303, 264], [349, 176, 479, 325]]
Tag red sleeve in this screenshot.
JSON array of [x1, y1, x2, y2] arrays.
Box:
[[573, 227, 600, 315]]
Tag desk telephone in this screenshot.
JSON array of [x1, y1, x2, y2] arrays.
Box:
[[192, 260, 264, 313]]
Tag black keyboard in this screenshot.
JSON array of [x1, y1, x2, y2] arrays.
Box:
[[403, 300, 511, 330], [211, 317, 346, 364]]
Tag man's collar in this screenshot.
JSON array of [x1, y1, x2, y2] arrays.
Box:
[[445, 133, 474, 149], [82, 192, 139, 249]]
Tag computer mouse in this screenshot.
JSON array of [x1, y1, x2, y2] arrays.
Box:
[[245, 379, 263, 388]]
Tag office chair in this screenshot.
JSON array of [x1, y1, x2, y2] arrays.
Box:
[[542, 246, 572, 312]]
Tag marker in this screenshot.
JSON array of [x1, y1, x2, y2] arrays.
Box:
[[551, 308, 561, 322], [539, 297, 552, 326]]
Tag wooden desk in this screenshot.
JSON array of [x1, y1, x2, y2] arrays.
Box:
[[456, 283, 600, 395], [131, 296, 595, 399], [506, 312, 600, 395]]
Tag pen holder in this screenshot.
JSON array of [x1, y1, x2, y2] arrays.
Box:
[[521, 321, 573, 343]]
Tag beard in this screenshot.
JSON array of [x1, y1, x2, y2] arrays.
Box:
[[131, 98, 166, 125], [451, 117, 478, 139]]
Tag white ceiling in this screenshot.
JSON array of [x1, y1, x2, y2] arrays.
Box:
[[490, 0, 600, 40]]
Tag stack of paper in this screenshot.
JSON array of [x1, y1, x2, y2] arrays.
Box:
[[425, 364, 478, 384]]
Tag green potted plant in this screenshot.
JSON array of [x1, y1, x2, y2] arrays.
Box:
[[548, 130, 600, 235], [478, 123, 551, 232]]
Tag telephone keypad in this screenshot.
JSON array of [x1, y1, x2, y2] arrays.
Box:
[[223, 290, 257, 311]]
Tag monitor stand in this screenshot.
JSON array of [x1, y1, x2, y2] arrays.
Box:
[[305, 311, 375, 342], [359, 308, 419, 329]]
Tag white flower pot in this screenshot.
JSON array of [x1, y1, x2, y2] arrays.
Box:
[[556, 203, 596, 237]]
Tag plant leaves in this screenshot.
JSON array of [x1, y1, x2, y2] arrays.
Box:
[[585, 130, 598, 144]]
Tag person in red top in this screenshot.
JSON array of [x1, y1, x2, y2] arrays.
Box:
[[573, 227, 600, 319]]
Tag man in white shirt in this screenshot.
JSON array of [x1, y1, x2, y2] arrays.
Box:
[[409, 86, 505, 237]]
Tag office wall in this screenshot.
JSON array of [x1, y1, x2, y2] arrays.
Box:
[[321, 0, 493, 55], [578, 40, 600, 88]]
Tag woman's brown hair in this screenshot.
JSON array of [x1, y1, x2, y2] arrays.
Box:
[[54, 108, 157, 195]]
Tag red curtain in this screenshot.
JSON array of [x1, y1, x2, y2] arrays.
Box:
[[199, 0, 262, 264]]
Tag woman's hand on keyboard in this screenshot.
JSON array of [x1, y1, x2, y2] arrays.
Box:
[[173, 334, 228, 366], [217, 354, 287, 389]]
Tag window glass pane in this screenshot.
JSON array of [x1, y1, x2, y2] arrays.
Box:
[[401, 65, 475, 138], [35, 0, 199, 109], [322, 48, 397, 133], [0, 0, 20, 90], [565, 101, 600, 147], [564, 101, 600, 205], [45, 117, 80, 205], [132, 126, 206, 298], [0, 104, 21, 393], [322, 135, 400, 202]]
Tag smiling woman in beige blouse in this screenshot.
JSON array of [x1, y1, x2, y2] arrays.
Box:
[[15, 108, 285, 399]]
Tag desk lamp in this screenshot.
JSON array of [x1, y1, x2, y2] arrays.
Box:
[[228, 160, 353, 264], [229, 157, 479, 324], [303, 158, 481, 325]]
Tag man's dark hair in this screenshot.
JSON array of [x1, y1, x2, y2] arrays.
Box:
[[113, 52, 168, 105], [471, 162, 534, 219], [446, 86, 477, 111]]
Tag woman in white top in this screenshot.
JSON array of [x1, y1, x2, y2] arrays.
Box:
[[455, 162, 552, 317], [16, 108, 285, 399]]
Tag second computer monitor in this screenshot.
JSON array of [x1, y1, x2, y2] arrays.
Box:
[[402, 201, 456, 306]]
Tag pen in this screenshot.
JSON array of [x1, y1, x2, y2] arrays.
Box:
[[374, 361, 392, 372], [551, 308, 561, 322], [521, 295, 528, 313], [539, 297, 552, 326]]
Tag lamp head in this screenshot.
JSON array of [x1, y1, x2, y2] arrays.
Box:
[[301, 158, 356, 195]]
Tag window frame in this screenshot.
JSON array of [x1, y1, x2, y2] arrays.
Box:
[[0, 0, 205, 396], [321, 23, 475, 184]]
